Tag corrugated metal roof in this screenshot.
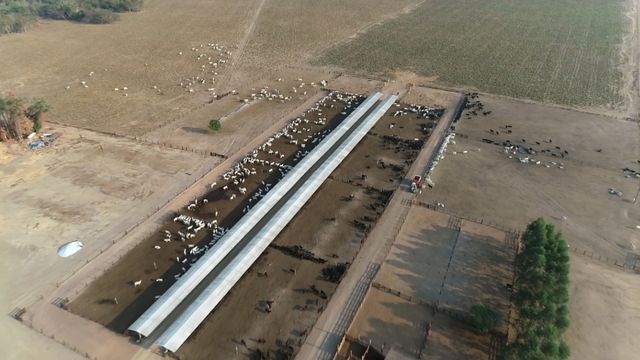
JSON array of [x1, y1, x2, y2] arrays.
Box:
[[128, 92, 382, 338], [155, 95, 397, 352]]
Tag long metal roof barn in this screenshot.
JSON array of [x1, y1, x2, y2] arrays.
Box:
[[128, 92, 382, 338], [155, 95, 397, 352]]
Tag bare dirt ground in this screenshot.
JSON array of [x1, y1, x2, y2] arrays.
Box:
[[426, 96, 639, 260], [343, 205, 513, 358], [375, 207, 515, 324], [0, 0, 418, 142], [347, 288, 432, 355], [421, 95, 640, 359], [0, 125, 216, 359], [567, 255, 640, 360], [342, 287, 491, 360]]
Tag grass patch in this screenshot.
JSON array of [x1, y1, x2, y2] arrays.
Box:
[[0, 0, 142, 33], [316, 0, 627, 108]]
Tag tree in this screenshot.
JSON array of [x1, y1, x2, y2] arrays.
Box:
[[558, 340, 571, 359], [208, 118, 221, 131], [0, 96, 24, 139], [26, 99, 50, 132], [0, 0, 144, 35], [502, 217, 571, 360], [470, 304, 501, 333]]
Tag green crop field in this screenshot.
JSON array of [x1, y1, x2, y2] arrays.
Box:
[[316, 0, 628, 108]]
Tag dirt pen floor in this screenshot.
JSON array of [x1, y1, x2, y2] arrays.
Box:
[[340, 205, 515, 359], [341, 205, 513, 359], [342, 287, 491, 360], [0, 125, 217, 359], [65, 92, 445, 358], [374, 206, 515, 331], [421, 95, 640, 359]]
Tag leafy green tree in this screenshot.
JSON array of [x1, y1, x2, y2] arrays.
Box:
[[0, 96, 24, 139], [0, 0, 144, 34], [208, 118, 221, 131], [558, 340, 571, 359], [470, 304, 501, 333], [502, 217, 571, 360], [26, 99, 50, 132]]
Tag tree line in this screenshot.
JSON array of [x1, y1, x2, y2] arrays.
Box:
[[502, 217, 571, 359], [0, 0, 143, 34], [0, 96, 49, 140]]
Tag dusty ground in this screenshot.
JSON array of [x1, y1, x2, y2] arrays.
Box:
[[426, 96, 639, 260], [442, 219, 515, 329], [342, 205, 512, 359], [421, 95, 640, 359], [566, 255, 640, 360], [0, 0, 257, 135], [0, 125, 216, 359], [375, 207, 515, 327], [342, 287, 492, 360], [374, 209, 457, 304], [347, 288, 431, 356]]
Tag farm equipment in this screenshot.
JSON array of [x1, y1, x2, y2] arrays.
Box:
[[410, 175, 422, 193]]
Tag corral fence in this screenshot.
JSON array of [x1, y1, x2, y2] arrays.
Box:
[[47, 120, 228, 159], [414, 200, 638, 273], [14, 312, 94, 359], [369, 281, 510, 360], [417, 95, 467, 181], [49, 152, 227, 305], [8, 307, 26, 321], [567, 245, 639, 273], [414, 200, 521, 235]]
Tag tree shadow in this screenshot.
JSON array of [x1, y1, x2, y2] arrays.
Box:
[[182, 127, 209, 134]]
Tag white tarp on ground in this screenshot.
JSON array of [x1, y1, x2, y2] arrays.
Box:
[[155, 95, 397, 352], [128, 92, 382, 338], [57, 241, 84, 258]]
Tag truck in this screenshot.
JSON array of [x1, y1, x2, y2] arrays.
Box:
[[410, 175, 422, 193]]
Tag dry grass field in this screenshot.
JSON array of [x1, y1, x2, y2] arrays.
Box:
[[0, 0, 260, 135], [0, 0, 418, 140], [421, 95, 640, 359], [317, 0, 629, 109], [242, 0, 419, 68]]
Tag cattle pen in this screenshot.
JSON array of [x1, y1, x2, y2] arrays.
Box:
[[64, 87, 453, 359]]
